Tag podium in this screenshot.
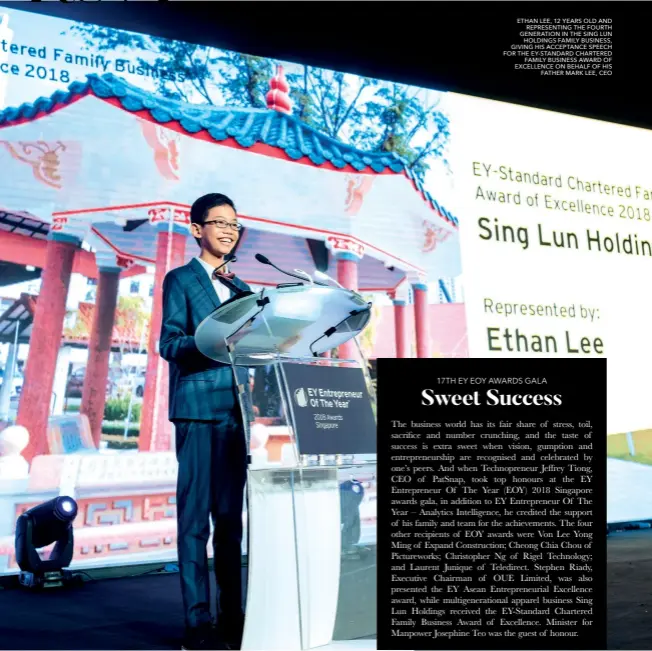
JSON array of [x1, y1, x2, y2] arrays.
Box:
[[195, 282, 377, 650]]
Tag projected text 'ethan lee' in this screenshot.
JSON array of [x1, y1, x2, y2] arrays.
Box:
[[485, 328, 604, 355]]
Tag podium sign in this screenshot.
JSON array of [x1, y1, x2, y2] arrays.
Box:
[[282, 363, 376, 455]]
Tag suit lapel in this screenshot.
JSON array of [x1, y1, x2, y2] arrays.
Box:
[[189, 257, 221, 310]]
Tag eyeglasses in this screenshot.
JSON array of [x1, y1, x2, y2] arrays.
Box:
[[202, 219, 242, 232]]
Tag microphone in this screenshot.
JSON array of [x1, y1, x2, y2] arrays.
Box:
[[254, 253, 328, 286], [254, 253, 274, 267]]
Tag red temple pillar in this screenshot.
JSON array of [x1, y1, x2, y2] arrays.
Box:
[[335, 250, 360, 362], [412, 281, 430, 358], [392, 297, 408, 358], [139, 222, 188, 452], [19, 233, 80, 463], [81, 257, 121, 448]]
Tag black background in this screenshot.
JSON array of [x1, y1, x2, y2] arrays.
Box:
[[376, 358, 607, 650], [5, 2, 648, 131]]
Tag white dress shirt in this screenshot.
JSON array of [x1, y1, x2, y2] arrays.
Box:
[[195, 256, 231, 303]]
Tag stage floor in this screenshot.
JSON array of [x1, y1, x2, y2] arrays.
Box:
[[0, 550, 376, 650], [0, 531, 644, 651], [608, 528, 652, 649]]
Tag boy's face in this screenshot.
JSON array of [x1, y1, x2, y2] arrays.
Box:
[[191, 204, 240, 258]]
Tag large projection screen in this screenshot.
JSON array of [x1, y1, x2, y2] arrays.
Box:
[[447, 92, 652, 524]]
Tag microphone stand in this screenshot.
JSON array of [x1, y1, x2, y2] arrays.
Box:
[[212, 255, 248, 296], [310, 270, 377, 419], [214, 254, 236, 275], [254, 254, 375, 407], [254, 253, 329, 287]]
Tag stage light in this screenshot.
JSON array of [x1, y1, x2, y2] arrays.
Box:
[[15, 496, 79, 589]]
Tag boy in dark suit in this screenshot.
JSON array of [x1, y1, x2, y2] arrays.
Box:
[[160, 193, 250, 650]]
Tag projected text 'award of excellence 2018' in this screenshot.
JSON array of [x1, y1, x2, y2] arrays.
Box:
[[376, 359, 606, 650]]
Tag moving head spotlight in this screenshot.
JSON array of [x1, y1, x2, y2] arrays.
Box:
[[15, 496, 79, 589]]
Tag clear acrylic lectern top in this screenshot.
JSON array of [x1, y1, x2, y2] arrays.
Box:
[[194, 283, 371, 366]]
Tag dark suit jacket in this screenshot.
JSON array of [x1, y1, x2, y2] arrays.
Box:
[[160, 257, 251, 422]]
